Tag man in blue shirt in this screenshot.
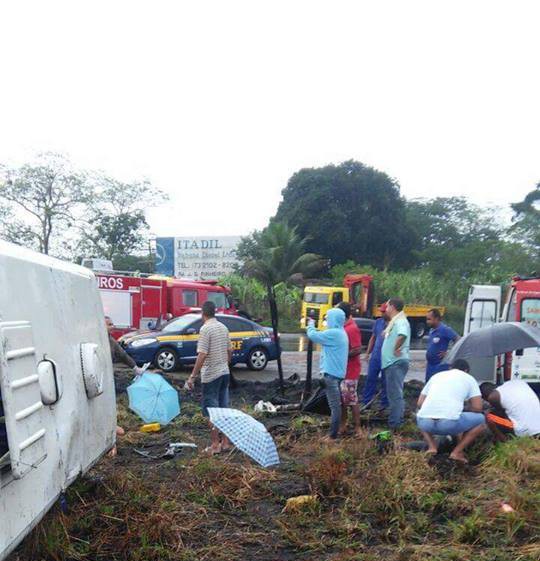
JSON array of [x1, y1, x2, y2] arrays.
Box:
[[362, 304, 389, 409], [307, 307, 348, 440], [381, 298, 411, 429], [425, 308, 459, 383]]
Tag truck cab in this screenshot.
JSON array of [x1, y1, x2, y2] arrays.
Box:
[[301, 286, 348, 329], [1, 242, 116, 560], [301, 273, 444, 338], [164, 278, 236, 318]]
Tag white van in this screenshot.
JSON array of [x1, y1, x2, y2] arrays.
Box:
[[0, 242, 116, 560], [463, 284, 502, 383]]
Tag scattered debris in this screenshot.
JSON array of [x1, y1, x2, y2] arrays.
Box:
[[254, 400, 278, 413], [133, 442, 197, 460], [275, 403, 302, 412], [140, 423, 161, 433], [370, 430, 393, 454], [283, 494, 319, 513], [501, 502, 516, 513]]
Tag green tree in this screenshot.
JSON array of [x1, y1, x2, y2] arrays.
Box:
[[242, 222, 326, 392], [112, 252, 156, 274], [77, 176, 167, 264], [0, 153, 90, 255], [407, 196, 539, 279], [274, 160, 416, 268], [405, 197, 520, 278], [511, 183, 540, 265]]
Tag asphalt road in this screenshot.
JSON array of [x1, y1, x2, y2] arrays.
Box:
[[231, 349, 427, 384]]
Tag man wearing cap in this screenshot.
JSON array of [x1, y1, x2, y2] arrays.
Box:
[[362, 304, 389, 410]]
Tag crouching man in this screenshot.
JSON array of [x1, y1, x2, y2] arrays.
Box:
[[480, 379, 540, 442], [416, 359, 486, 463]]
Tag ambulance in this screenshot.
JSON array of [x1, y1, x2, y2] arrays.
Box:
[[0, 243, 116, 560], [464, 275, 540, 385]]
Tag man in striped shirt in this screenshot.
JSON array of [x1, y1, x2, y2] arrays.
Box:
[[185, 301, 232, 454]]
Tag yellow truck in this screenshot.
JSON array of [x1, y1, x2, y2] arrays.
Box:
[[300, 274, 445, 339]]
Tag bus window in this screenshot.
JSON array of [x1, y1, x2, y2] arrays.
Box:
[[521, 298, 540, 328]]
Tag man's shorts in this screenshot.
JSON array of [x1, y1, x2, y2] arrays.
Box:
[[416, 412, 485, 436], [201, 373, 230, 417], [340, 379, 359, 407], [486, 412, 515, 435]]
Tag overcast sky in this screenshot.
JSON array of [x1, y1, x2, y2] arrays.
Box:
[[1, 1, 539, 237]]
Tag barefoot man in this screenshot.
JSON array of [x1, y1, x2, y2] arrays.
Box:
[[185, 301, 232, 455], [416, 359, 486, 463]]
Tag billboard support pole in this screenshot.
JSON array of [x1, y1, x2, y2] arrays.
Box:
[[268, 285, 285, 395]]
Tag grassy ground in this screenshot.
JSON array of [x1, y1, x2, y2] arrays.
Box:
[[10, 379, 540, 561]]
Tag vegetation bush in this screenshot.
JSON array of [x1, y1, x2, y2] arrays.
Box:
[[15, 422, 540, 561], [224, 266, 469, 333]]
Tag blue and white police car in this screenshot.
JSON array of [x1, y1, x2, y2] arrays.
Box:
[[121, 313, 280, 372]]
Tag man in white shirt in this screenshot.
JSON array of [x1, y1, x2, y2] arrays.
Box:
[[416, 359, 486, 463], [480, 379, 540, 441]]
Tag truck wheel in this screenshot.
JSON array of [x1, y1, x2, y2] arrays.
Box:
[[154, 348, 179, 372], [247, 347, 269, 371], [413, 321, 427, 339]]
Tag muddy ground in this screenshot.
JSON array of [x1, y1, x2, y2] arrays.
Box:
[[9, 368, 540, 561]]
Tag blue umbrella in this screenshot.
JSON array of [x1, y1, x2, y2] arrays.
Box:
[[208, 408, 280, 468], [127, 373, 180, 425]]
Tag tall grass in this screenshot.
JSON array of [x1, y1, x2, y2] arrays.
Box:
[[330, 261, 471, 306]]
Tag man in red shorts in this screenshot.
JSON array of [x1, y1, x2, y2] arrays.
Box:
[[337, 302, 362, 435]]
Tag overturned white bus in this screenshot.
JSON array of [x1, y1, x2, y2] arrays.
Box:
[[0, 242, 116, 560]]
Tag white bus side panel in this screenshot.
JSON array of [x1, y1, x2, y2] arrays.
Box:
[[0, 242, 116, 560]]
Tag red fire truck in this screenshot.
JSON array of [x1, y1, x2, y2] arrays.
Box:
[[95, 273, 238, 339]]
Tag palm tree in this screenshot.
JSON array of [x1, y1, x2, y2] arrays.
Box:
[[243, 222, 326, 393]]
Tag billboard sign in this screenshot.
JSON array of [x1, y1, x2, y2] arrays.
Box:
[[155, 236, 241, 280]]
